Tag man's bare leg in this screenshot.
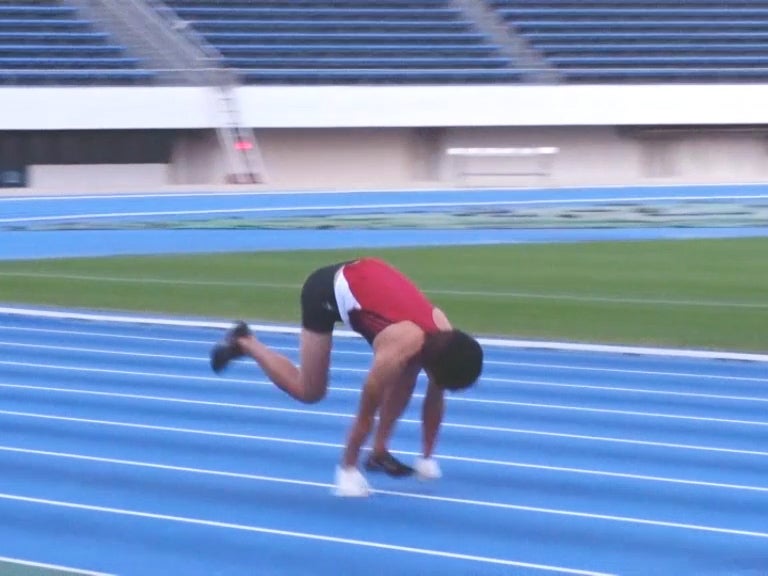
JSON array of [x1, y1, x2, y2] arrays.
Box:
[[237, 328, 333, 404]]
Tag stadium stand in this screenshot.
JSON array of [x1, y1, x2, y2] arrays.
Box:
[[6, 0, 766, 87], [157, 0, 524, 84], [487, 0, 768, 83], [0, 0, 154, 85]]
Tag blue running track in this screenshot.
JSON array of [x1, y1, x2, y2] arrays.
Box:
[[1, 186, 767, 574], [1, 184, 768, 260], [0, 314, 766, 576]]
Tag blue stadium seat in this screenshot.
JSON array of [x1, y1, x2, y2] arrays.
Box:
[[160, 0, 522, 84], [192, 20, 476, 34], [236, 67, 523, 85], [0, 69, 154, 86], [204, 32, 489, 45], [0, 43, 125, 56], [223, 56, 510, 69], [0, 56, 141, 68], [170, 6, 465, 20], [486, 0, 768, 82], [0, 31, 109, 43], [215, 43, 500, 57], [0, 1, 153, 85], [169, 0, 451, 6], [0, 5, 78, 17]]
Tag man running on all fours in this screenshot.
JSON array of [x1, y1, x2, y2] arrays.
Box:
[[209, 257, 484, 497]]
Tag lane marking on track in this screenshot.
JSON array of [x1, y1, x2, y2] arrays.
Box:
[[485, 360, 768, 384], [2, 409, 766, 459], [1, 184, 766, 202], [0, 556, 113, 576], [3, 381, 767, 428], [3, 306, 767, 362], [2, 444, 767, 494], [2, 350, 767, 405], [1, 324, 766, 384], [0, 189, 476, 201], [0, 493, 614, 576], [0, 483, 766, 546], [3, 192, 768, 223], [2, 270, 768, 309]]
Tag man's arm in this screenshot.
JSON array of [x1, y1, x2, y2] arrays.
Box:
[[341, 368, 383, 469], [421, 377, 445, 459], [341, 328, 421, 469], [423, 306, 450, 458]]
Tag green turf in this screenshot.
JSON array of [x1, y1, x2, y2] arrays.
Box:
[[1, 238, 767, 352]]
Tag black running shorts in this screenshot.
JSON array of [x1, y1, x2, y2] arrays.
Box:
[[300, 261, 347, 333]]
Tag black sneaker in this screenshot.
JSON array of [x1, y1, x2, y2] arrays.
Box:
[[364, 451, 414, 477], [210, 321, 251, 374]]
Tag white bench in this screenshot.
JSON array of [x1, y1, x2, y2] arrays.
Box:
[[446, 146, 559, 186]]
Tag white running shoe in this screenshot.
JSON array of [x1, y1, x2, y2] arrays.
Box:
[[333, 465, 371, 497], [414, 457, 442, 480]]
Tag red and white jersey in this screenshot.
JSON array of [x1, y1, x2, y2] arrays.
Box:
[[334, 257, 439, 344]]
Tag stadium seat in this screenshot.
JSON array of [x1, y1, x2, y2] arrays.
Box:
[[486, 0, 768, 82], [159, 0, 522, 84], [236, 67, 522, 85], [0, 1, 153, 85]]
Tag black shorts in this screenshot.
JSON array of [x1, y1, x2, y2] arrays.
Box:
[[300, 261, 348, 333]]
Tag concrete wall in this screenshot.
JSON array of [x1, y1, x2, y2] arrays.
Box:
[[6, 84, 768, 130], [169, 130, 225, 186], [28, 163, 170, 191], [440, 126, 768, 187], [218, 126, 767, 190], [3, 84, 768, 193], [12, 125, 768, 193], [254, 128, 429, 190]]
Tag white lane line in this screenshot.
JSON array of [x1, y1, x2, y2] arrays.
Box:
[[485, 360, 768, 384], [2, 409, 766, 458], [0, 198, 672, 223], [2, 270, 768, 309], [3, 192, 768, 222], [3, 305, 767, 363], [1, 185, 765, 202], [0, 324, 221, 346], [0, 271, 297, 289], [2, 346, 767, 405], [0, 359, 264, 383], [1, 324, 766, 384], [0, 324, 373, 357], [4, 382, 767, 429], [0, 556, 112, 576], [480, 379, 768, 404], [0, 383, 353, 419], [0, 188, 468, 201], [3, 444, 767, 494], [0, 493, 614, 576], [1, 487, 766, 548], [5, 357, 764, 414], [0, 341, 204, 361]]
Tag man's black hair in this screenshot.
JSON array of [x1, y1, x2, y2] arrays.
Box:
[[422, 329, 483, 391]]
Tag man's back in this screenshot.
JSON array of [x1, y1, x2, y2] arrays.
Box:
[[339, 257, 438, 344]]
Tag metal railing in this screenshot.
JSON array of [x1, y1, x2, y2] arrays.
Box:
[[68, 0, 225, 85], [450, 0, 559, 84]]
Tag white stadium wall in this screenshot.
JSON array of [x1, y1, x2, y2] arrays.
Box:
[[2, 84, 768, 192], [28, 164, 169, 191]]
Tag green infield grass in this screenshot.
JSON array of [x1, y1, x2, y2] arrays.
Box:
[[0, 238, 766, 352]]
